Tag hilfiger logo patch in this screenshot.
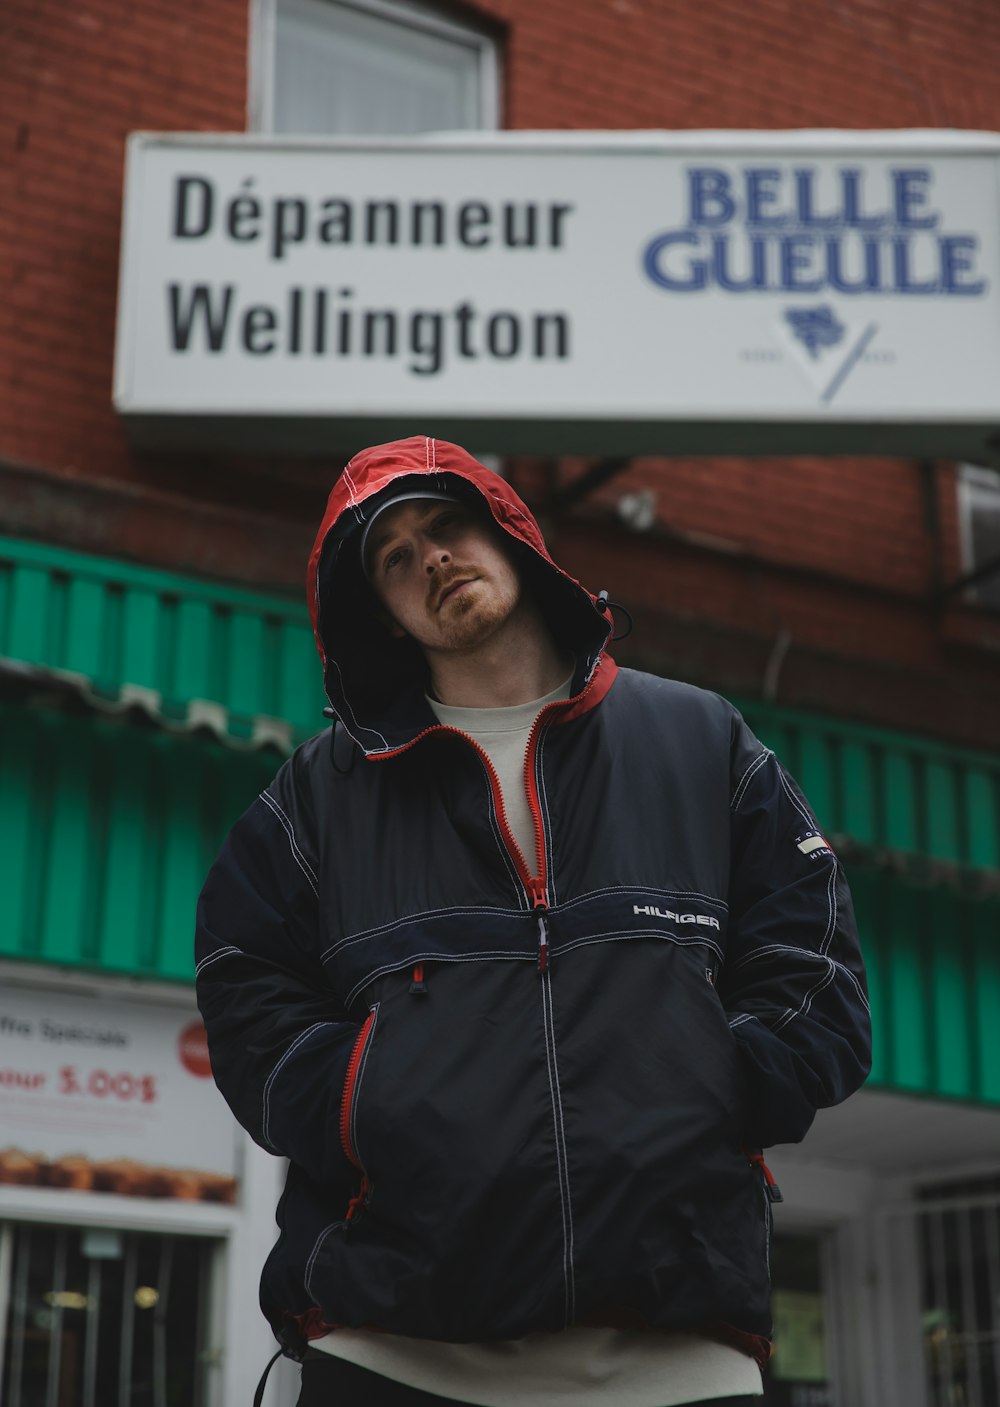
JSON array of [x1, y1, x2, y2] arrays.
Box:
[[633, 905, 721, 930], [796, 830, 834, 859]]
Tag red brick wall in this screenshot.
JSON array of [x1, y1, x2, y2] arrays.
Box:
[[3, 0, 1000, 745], [4, 1, 248, 484]]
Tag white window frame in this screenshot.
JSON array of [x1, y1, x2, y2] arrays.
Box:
[[248, 0, 500, 134], [956, 463, 1000, 610]]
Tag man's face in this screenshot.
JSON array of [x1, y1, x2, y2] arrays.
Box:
[[365, 498, 523, 656]]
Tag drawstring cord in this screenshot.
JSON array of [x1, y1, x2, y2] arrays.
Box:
[[252, 1348, 284, 1407], [596, 590, 633, 642]]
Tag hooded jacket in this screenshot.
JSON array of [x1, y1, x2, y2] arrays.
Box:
[[195, 436, 871, 1365]]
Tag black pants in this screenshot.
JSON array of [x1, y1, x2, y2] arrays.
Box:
[[296, 1349, 760, 1406]]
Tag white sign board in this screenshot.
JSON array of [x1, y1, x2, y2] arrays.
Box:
[[0, 986, 238, 1201], [114, 130, 1000, 458]]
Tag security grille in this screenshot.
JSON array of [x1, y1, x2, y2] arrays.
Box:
[[916, 1174, 1000, 1407], [0, 1222, 214, 1407]]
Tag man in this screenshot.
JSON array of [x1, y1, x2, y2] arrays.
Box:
[[196, 436, 871, 1407]]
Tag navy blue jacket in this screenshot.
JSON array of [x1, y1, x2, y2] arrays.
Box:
[[195, 437, 871, 1364]]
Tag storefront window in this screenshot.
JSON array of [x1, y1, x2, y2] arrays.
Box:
[[0, 1223, 215, 1407], [764, 1233, 833, 1407], [957, 464, 1000, 611]]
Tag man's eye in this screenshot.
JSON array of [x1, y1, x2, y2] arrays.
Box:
[[383, 547, 406, 572]]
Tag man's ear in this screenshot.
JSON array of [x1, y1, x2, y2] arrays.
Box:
[[371, 600, 407, 639]]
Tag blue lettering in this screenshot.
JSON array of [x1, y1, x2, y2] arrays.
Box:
[[841, 169, 889, 230], [826, 236, 882, 293], [779, 234, 823, 292], [794, 169, 841, 229], [712, 233, 768, 291], [644, 230, 708, 291], [746, 169, 785, 227], [892, 169, 938, 230], [688, 168, 735, 227], [891, 236, 939, 293], [939, 235, 987, 295]]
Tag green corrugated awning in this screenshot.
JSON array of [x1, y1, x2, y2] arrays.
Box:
[[0, 534, 326, 750], [0, 699, 277, 983], [739, 698, 1000, 888], [852, 867, 1000, 1106]]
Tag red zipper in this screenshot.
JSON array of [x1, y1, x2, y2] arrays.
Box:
[[339, 1010, 376, 1170], [367, 670, 609, 972], [345, 1175, 370, 1222], [746, 1150, 784, 1203]]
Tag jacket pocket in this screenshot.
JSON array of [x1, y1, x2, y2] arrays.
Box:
[[339, 1005, 378, 1171]]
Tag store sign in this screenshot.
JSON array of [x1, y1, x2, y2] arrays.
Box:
[[0, 986, 237, 1202], [114, 131, 1000, 457]]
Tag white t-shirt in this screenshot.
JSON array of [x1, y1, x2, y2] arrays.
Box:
[[311, 679, 763, 1405]]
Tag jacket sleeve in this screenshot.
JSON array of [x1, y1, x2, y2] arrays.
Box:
[[195, 751, 359, 1189], [719, 714, 872, 1148]]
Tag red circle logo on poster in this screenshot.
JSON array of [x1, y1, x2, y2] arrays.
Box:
[[178, 1021, 212, 1078]]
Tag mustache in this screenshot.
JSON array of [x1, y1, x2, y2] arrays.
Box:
[[428, 566, 472, 608]]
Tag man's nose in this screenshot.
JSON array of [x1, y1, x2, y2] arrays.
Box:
[[421, 535, 451, 573]]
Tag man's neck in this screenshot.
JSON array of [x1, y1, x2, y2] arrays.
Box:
[[426, 602, 572, 709]]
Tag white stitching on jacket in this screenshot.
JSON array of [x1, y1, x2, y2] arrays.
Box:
[[342, 461, 359, 507], [776, 767, 812, 828], [773, 959, 838, 1032], [540, 969, 575, 1326], [195, 945, 244, 975], [345, 951, 534, 1006], [729, 942, 871, 1014], [259, 791, 319, 897], [304, 1222, 343, 1298], [321, 903, 525, 962], [731, 749, 772, 811], [340, 929, 728, 1005], [324, 658, 391, 753], [557, 885, 728, 913], [553, 929, 726, 962], [322, 890, 729, 964], [261, 1022, 331, 1149]]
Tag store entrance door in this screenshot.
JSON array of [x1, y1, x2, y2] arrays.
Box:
[[0, 1221, 216, 1407], [763, 1231, 835, 1407]]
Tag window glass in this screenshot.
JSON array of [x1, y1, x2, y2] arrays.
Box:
[[958, 464, 1000, 611], [763, 1233, 834, 1407], [273, 0, 495, 135]]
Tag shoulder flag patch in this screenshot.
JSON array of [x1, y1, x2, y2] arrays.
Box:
[[796, 831, 834, 858]]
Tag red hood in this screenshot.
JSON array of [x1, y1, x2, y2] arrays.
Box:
[[308, 436, 613, 753]]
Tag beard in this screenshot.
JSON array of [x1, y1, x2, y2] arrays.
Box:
[[430, 569, 522, 653]]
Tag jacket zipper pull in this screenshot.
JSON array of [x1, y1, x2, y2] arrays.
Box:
[[747, 1150, 784, 1203], [537, 912, 550, 973], [409, 962, 428, 995], [530, 883, 550, 973], [345, 1174, 370, 1222]]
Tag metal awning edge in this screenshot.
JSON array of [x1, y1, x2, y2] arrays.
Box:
[[0, 655, 301, 755]]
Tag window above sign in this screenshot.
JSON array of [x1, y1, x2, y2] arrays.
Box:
[[957, 463, 1000, 611], [250, 0, 500, 135]]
